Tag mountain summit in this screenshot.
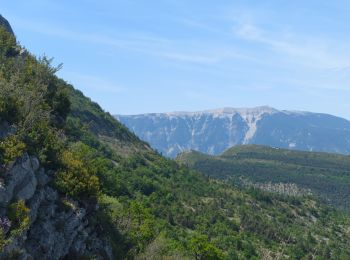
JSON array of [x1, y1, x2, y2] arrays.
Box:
[[116, 107, 350, 157], [161, 106, 277, 116]]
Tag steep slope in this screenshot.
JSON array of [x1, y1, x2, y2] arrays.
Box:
[[1, 17, 350, 259], [0, 20, 113, 258], [116, 107, 350, 157], [0, 15, 14, 36], [177, 145, 350, 210]]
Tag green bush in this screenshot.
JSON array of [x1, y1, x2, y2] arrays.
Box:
[[8, 200, 30, 233], [0, 135, 26, 166], [188, 234, 224, 260], [0, 80, 20, 124], [0, 27, 17, 57], [55, 147, 100, 199]]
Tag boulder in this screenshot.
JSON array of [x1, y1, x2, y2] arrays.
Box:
[[0, 154, 37, 206]]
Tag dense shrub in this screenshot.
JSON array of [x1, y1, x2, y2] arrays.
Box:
[[188, 234, 224, 260], [7, 200, 30, 233], [55, 145, 100, 199], [0, 27, 17, 57], [0, 135, 26, 166]]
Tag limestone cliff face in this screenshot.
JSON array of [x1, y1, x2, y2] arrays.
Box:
[[0, 153, 112, 259], [116, 106, 350, 157]]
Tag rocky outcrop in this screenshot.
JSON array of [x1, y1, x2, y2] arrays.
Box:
[[0, 15, 14, 36], [0, 122, 16, 139], [0, 154, 38, 212], [0, 154, 113, 259]]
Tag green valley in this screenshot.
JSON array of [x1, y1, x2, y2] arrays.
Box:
[[0, 16, 349, 259], [177, 145, 350, 210]]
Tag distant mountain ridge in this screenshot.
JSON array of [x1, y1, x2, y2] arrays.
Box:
[[116, 106, 350, 157]]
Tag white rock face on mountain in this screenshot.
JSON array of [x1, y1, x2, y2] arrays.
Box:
[[116, 106, 350, 157]]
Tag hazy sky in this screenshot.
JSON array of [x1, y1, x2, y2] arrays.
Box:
[[2, 1, 350, 119]]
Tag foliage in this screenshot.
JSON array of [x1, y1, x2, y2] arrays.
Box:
[[0, 27, 70, 168], [0, 201, 30, 251], [0, 135, 26, 166], [1, 23, 350, 259], [55, 143, 100, 199], [7, 200, 30, 233], [66, 86, 139, 144], [177, 145, 350, 210], [188, 234, 224, 260], [89, 147, 350, 259], [0, 27, 17, 58]]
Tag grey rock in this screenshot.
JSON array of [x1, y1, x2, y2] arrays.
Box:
[[44, 186, 58, 202], [0, 152, 113, 259], [21, 154, 33, 172], [23, 193, 112, 260], [15, 173, 37, 201], [1, 235, 28, 259], [0, 122, 16, 138], [0, 154, 37, 205], [30, 157, 40, 172], [36, 168, 51, 187], [28, 189, 45, 224]]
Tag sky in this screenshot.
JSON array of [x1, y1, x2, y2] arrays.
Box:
[[2, 0, 350, 119]]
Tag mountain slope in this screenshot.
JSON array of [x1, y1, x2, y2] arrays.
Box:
[[0, 15, 14, 36], [116, 107, 350, 157], [177, 145, 350, 210], [1, 16, 350, 259]]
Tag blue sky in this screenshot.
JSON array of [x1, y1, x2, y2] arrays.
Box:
[[2, 0, 350, 119]]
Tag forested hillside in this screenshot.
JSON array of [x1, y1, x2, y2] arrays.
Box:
[[177, 145, 350, 210], [0, 17, 350, 259]]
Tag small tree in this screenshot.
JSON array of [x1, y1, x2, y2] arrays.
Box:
[[55, 145, 100, 200], [189, 233, 224, 260]]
